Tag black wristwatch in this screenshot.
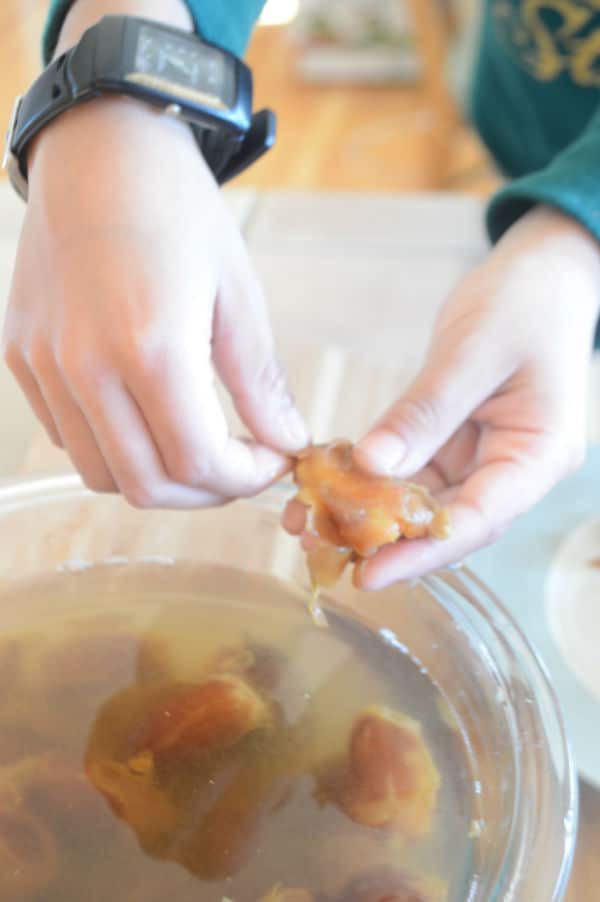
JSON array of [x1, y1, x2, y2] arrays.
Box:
[[2, 15, 276, 199]]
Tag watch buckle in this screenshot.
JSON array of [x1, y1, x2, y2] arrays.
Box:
[[3, 97, 28, 201]]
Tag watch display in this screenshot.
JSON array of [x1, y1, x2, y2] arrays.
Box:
[[131, 24, 235, 109]]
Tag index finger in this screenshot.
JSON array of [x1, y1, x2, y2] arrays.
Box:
[[126, 348, 292, 498]]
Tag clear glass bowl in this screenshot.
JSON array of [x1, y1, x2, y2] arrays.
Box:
[[0, 475, 577, 901]]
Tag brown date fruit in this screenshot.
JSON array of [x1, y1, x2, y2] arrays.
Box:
[[322, 706, 440, 839], [293, 442, 449, 588], [131, 674, 274, 764], [86, 756, 179, 857], [175, 759, 291, 881]]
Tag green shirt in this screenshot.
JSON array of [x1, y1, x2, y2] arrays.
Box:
[[474, 2, 600, 244], [44, 1, 600, 248]]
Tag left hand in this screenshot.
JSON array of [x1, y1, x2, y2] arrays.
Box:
[[285, 206, 600, 589]]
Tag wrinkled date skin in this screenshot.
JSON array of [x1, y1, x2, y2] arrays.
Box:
[[130, 674, 274, 765], [85, 671, 279, 871], [174, 760, 291, 881], [319, 706, 440, 839], [293, 442, 450, 588], [85, 755, 180, 857]]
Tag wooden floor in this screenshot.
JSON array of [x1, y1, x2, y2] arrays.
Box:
[[1, 1, 499, 195]]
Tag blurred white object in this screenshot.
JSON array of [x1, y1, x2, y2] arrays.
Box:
[[446, 0, 483, 111], [260, 0, 300, 26], [546, 517, 600, 705], [291, 0, 421, 83], [295, 46, 420, 83], [294, 0, 412, 46]]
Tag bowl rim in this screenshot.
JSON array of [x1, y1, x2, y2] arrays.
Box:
[[427, 568, 579, 901]]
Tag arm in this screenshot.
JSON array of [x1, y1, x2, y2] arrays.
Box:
[[487, 104, 600, 247], [348, 105, 600, 585], [352, 204, 600, 587]]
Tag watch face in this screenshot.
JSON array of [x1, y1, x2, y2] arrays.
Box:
[[131, 24, 235, 109]]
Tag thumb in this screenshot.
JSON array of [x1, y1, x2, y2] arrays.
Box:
[[355, 338, 509, 479], [212, 238, 309, 454]]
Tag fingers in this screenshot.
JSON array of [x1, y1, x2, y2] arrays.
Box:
[[357, 433, 571, 590], [124, 344, 292, 499], [24, 342, 117, 493], [213, 235, 309, 454], [355, 504, 497, 591], [282, 498, 307, 535], [354, 331, 511, 481], [65, 363, 231, 509], [4, 338, 231, 508], [3, 345, 63, 449], [4, 279, 292, 505]]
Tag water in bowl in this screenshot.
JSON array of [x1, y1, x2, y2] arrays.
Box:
[[0, 561, 476, 902]]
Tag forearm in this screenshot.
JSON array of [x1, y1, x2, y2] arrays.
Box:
[[54, 0, 193, 56]]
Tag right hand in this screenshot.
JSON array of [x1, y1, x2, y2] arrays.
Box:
[[2, 97, 309, 507]]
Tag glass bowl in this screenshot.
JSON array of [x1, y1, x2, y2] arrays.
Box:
[[0, 475, 577, 901]]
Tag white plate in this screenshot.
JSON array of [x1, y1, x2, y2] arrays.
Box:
[[471, 445, 600, 788], [547, 517, 600, 706]]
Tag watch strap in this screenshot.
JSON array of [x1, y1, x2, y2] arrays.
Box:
[[6, 23, 102, 195], [10, 53, 79, 185], [4, 16, 275, 198], [217, 109, 276, 183]]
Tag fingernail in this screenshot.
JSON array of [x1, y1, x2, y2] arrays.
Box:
[[354, 559, 389, 592], [355, 430, 406, 475], [281, 408, 310, 450]]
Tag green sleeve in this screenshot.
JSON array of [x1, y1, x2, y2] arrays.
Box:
[[487, 105, 600, 246], [43, 0, 266, 63]]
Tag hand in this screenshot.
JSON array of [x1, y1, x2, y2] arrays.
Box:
[[2, 96, 308, 508], [286, 207, 600, 588]]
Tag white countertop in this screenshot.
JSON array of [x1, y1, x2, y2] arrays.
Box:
[[1, 181, 598, 478]]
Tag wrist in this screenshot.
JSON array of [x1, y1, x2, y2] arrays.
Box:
[[55, 0, 193, 57], [499, 205, 600, 317], [30, 2, 200, 180], [533, 206, 600, 316], [27, 93, 204, 199]]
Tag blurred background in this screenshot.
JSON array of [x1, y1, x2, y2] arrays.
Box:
[[2, 0, 500, 195]]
